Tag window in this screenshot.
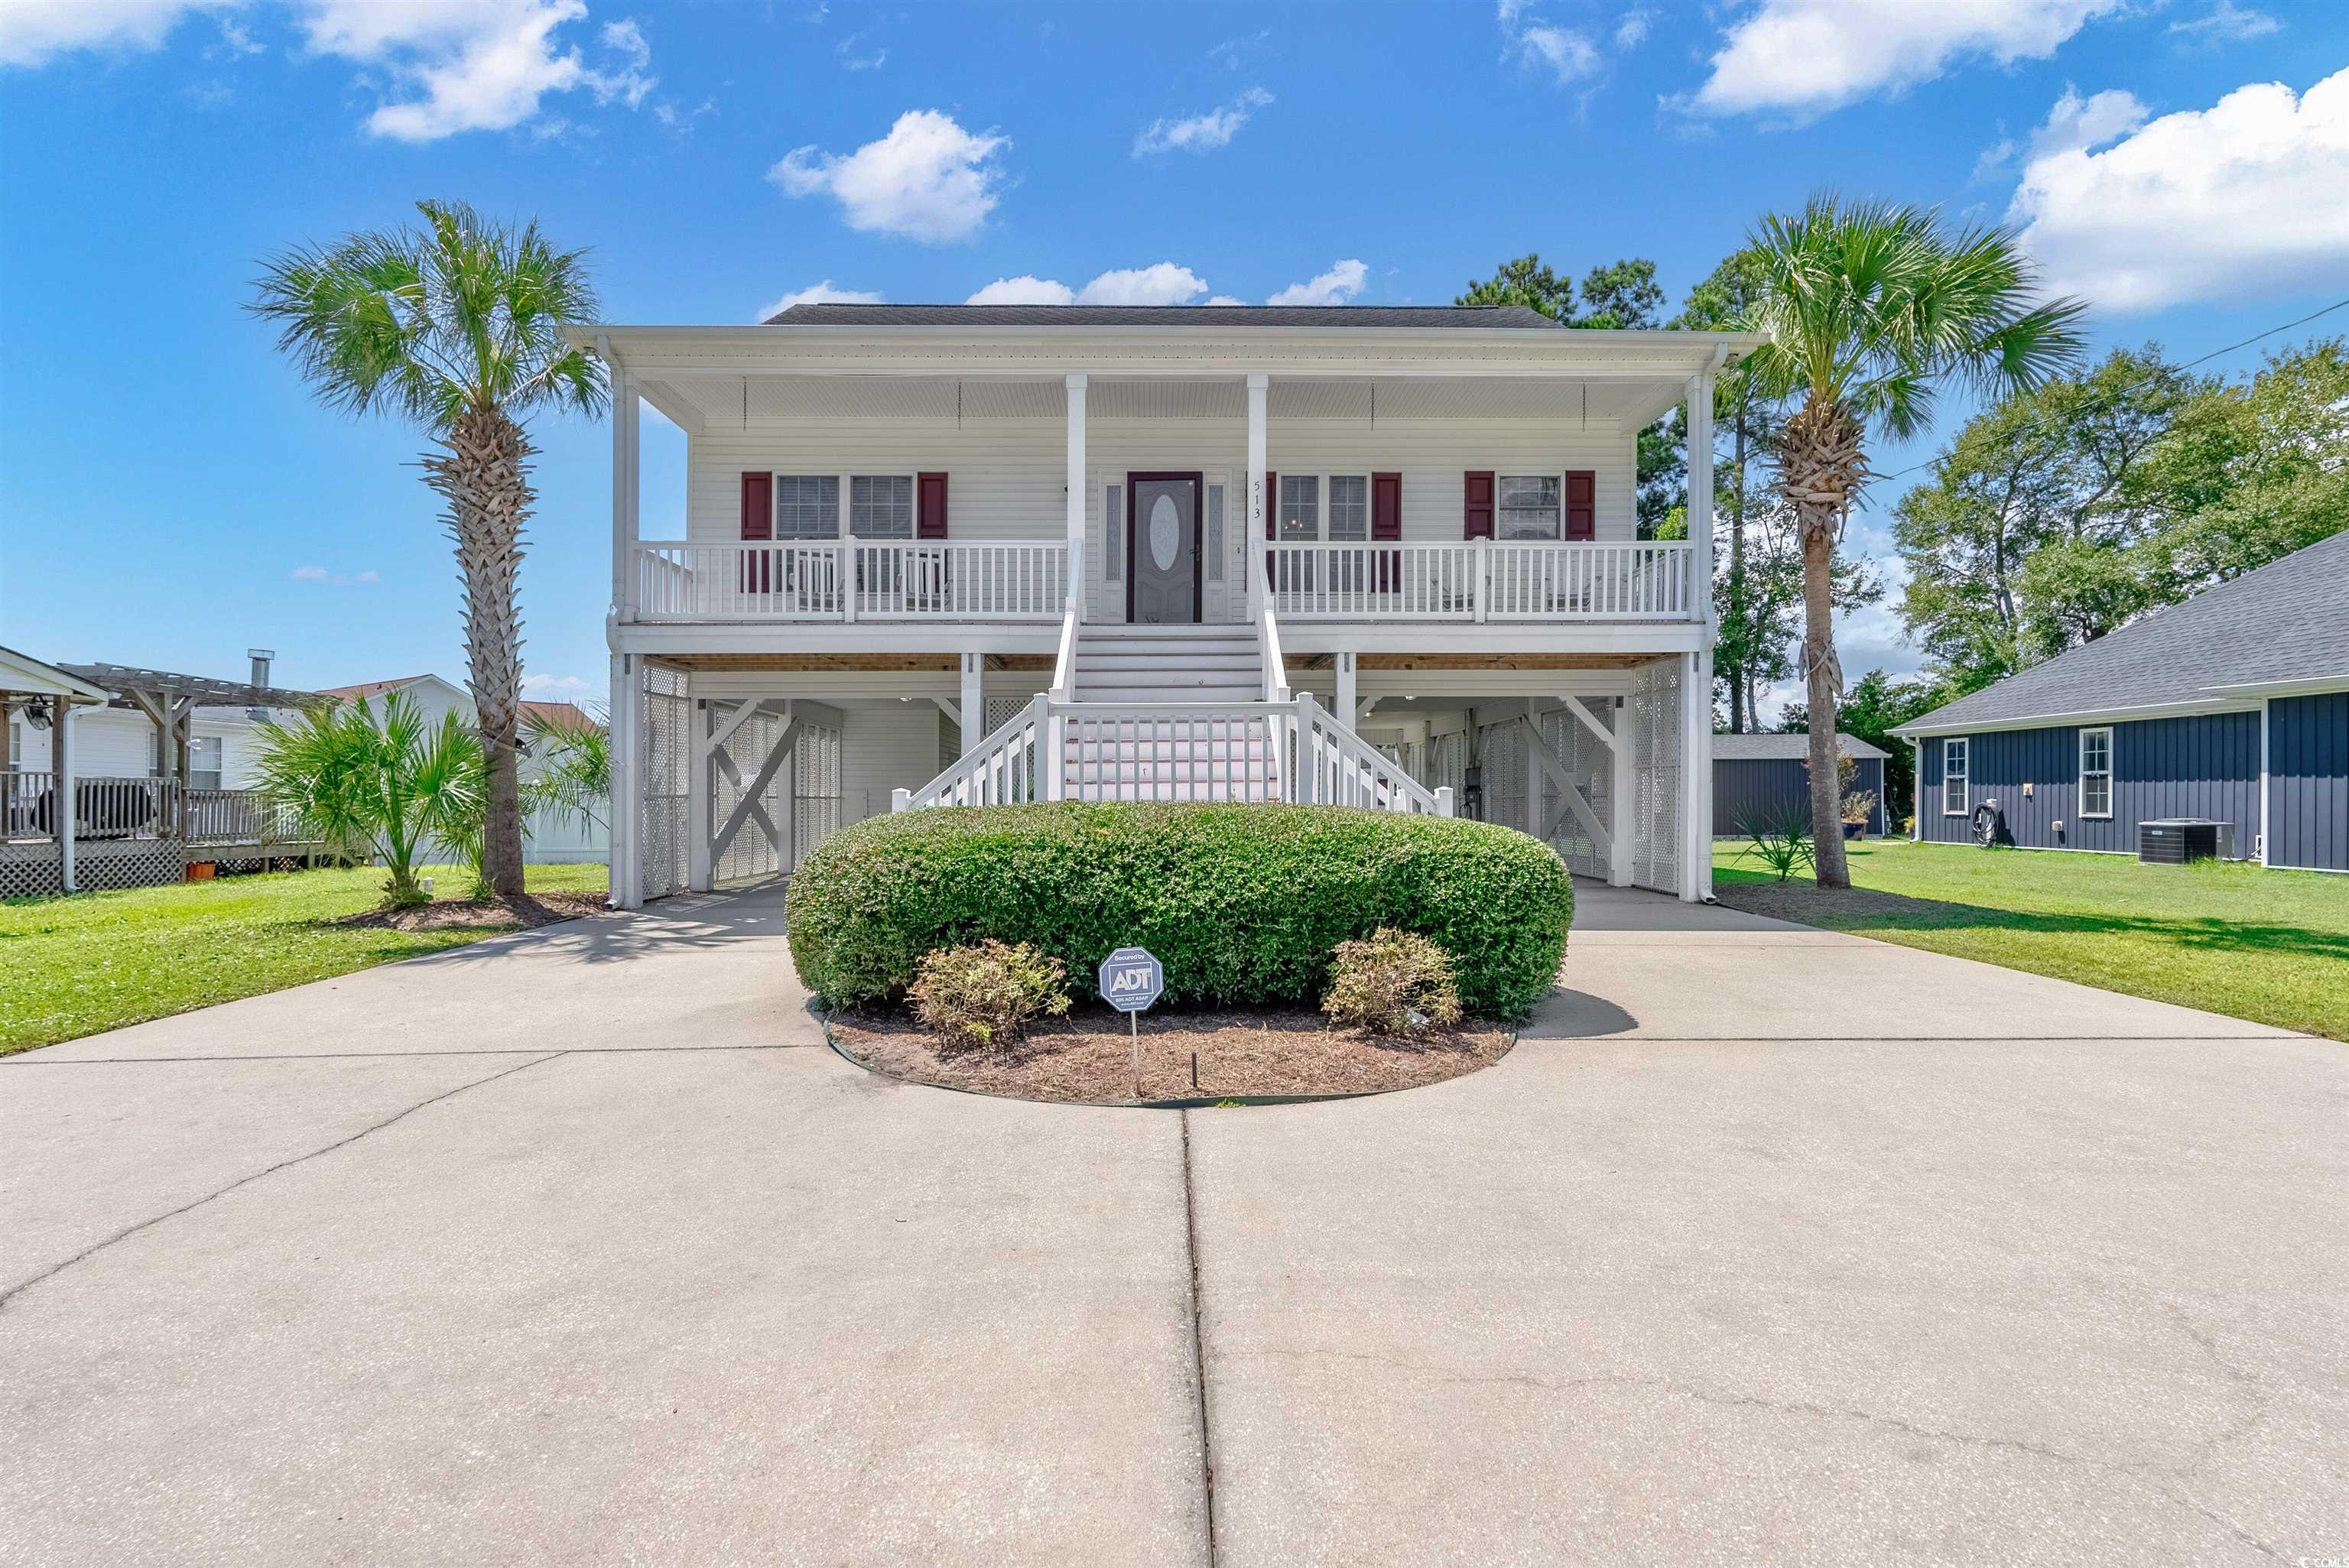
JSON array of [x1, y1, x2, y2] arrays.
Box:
[[850, 474, 913, 539], [1498, 475, 1562, 540], [773, 475, 839, 537], [1278, 475, 1320, 540], [1942, 738, 1968, 816], [1205, 484, 1225, 583], [1327, 474, 1369, 542], [189, 736, 223, 791], [2079, 727, 2113, 818], [1104, 483, 1123, 579]]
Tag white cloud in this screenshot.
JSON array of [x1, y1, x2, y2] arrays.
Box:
[[290, 564, 327, 580], [1688, 0, 2121, 119], [295, 0, 655, 141], [771, 109, 1007, 242], [1, 0, 239, 67], [1133, 87, 1272, 157], [521, 673, 590, 694], [757, 281, 882, 320], [1614, 8, 1653, 49], [1204, 295, 1247, 307], [2011, 67, 2349, 313], [967, 275, 1077, 306], [1207, 29, 1270, 70], [1497, 1, 1598, 86], [291, 563, 379, 586], [1074, 264, 1209, 307], [2170, 1, 2282, 43], [1267, 258, 1368, 307], [2027, 83, 2146, 157]]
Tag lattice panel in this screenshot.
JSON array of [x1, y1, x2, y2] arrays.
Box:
[[0, 845, 63, 900], [1538, 707, 1613, 881], [712, 704, 787, 888], [640, 662, 690, 901], [791, 720, 843, 870], [1629, 659, 1683, 894]]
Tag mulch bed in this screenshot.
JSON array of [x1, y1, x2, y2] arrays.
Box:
[[827, 1005, 1515, 1104], [331, 892, 610, 933]]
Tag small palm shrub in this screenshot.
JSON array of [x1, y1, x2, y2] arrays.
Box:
[[1738, 806, 1816, 883], [907, 940, 1071, 1052], [1322, 928, 1464, 1039], [252, 693, 484, 907]]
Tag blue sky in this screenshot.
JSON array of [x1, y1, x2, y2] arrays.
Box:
[[4, 0, 2344, 714]]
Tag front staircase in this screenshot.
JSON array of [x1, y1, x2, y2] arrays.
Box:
[[898, 612, 1451, 816]]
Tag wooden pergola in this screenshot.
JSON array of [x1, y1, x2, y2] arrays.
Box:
[[54, 664, 329, 839]]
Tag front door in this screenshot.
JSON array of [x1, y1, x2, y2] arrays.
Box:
[[1128, 472, 1201, 625]]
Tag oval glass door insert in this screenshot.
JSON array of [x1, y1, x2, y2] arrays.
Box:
[[1148, 493, 1181, 571]]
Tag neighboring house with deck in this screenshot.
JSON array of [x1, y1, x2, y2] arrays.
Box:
[[1893, 528, 2349, 872], [1712, 732, 1888, 839], [577, 302, 1751, 904]]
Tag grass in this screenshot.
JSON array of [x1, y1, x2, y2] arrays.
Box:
[[1714, 837, 2349, 1040], [0, 862, 608, 1055]]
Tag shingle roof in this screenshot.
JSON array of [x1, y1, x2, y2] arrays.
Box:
[[1896, 528, 2349, 735], [520, 700, 594, 731], [1714, 732, 1888, 761], [314, 676, 432, 703], [762, 302, 1562, 330]]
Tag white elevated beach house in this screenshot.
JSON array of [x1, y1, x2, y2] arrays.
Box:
[[577, 303, 1749, 905]]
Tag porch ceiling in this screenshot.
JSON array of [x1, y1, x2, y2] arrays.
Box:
[[642, 372, 1688, 431]]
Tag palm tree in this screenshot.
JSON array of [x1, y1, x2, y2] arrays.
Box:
[[1746, 196, 2086, 887], [521, 705, 611, 833], [249, 201, 606, 901], [253, 693, 486, 908]]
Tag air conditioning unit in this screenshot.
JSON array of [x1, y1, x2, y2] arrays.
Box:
[[2139, 819, 2234, 864]]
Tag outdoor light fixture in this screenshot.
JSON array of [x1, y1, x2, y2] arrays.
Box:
[[24, 696, 51, 730]]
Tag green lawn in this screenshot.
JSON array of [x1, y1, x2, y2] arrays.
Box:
[[1713, 838, 2349, 1040], [0, 862, 608, 1054]]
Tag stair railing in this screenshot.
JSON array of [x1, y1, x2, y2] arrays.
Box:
[[1290, 692, 1454, 815]]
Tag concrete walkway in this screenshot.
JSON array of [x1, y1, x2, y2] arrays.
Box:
[[3, 882, 2342, 1565]]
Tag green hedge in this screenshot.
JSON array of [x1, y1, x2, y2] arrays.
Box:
[[787, 802, 1572, 1019]]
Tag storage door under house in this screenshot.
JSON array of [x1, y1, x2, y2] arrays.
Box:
[[638, 663, 691, 901], [1626, 659, 1684, 894], [1536, 706, 1613, 881], [710, 704, 790, 887], [791, 717, 843, 871]]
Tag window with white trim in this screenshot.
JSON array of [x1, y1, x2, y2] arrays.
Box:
[[2078, 727, 2113, 818], [1327, 474, 1369, 542], [1942, 738, 1967, 816], [850, 474, 914, 539], [189, 735, 223, 792], [1104, 483, 1123, 579], [1278, 475, 1320, 541], [1498, 474, 1563, 540], [773, 475, 838, 537]]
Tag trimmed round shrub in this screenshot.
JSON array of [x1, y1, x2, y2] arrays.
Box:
[[788, 802, 1572, 1019], [908, 939, 1071, 1051]]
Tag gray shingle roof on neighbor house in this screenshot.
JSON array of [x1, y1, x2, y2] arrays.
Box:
[[1896, 527, 2349, 735], [1714, 732, 1888, 761], [762, 302, 1564, 330]]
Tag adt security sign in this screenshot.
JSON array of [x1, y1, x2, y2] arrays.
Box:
[[1098, 947, 1164, 1014]]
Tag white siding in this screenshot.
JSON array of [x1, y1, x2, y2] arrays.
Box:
[[839, 702, 940, 823], [686, 418, 1640, 625]]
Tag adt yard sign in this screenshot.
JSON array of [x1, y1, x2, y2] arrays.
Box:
[[1099, 947, 1164, 1014]]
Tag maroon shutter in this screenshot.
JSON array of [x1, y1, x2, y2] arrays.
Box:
[[740, 472, 773, 594], [1373, 471, 1402, 591], [1564, 469, 1596, 541], [1262, 469, 1278, 586], [918, 472, 949, 539], [1464, 471, 1494, 539]]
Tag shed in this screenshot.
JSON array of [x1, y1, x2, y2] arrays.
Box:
[[1713, 732, 1888, 839]]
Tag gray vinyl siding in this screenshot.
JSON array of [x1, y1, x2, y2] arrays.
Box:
[[1714, 757, 1883, 838], [2268, 692, 2348, 872], [1917, 713, 2260, 855]]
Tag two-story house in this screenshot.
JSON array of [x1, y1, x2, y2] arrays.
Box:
[[576, 303, 1750, 905]]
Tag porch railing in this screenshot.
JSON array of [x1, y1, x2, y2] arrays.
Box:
[[1266, 539, 1696, 621], [634, 539, 1070, 622], [894, 692, 1451, 815], [2, 774, 305, 846]]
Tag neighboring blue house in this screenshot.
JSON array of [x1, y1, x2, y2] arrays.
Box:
[[1713, 732, 1888, 839], [1894, 529, 2349, 872]]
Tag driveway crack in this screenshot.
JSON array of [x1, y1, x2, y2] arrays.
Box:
[[1180, 1109, 1219, 1568], [0, 1050, 567, 1313]]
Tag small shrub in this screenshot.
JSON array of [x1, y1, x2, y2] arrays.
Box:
[[1738, 806, 1816, 882], [787, 803, 1572, 1020], [906, 939, 1071, 1052], [1322, 928, 1464, 1038]]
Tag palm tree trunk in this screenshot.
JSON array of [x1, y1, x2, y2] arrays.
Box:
[[1776, 395, 1864, 890], [423, 409, 532, 901]]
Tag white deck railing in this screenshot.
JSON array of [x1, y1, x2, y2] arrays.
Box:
[[633, 540, 1071, 622], [895, 691, 1451, 816], [1266, 539, 1696, 621]]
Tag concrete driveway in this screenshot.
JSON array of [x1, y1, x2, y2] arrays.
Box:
[[3, 882, 2342, 1566]]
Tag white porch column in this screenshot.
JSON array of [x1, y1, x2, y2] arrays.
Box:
[[1687, 366, 1716, 628], [56, 702, 76, 894], [1064, 374, 1087, 616], [1525, 698, 1546, 842], [1334, 652, 1356, 734], [687, 692, 714, 893], [1681, 650, 1712, 901], [1245, 372, 1269, 620], [1610, 695, 1634, 888], [606, 651, 638, 908], [960, 653, 985, 755], [604, 341, 639, 623]]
